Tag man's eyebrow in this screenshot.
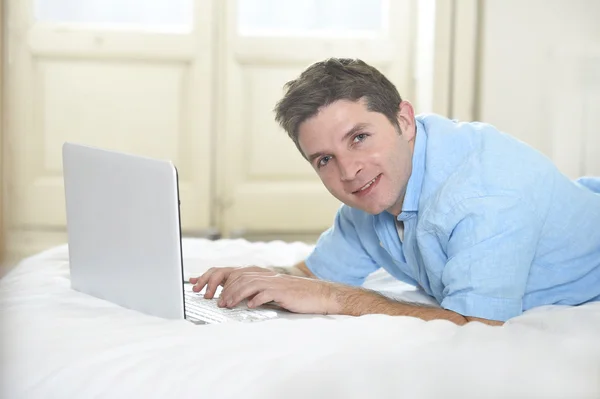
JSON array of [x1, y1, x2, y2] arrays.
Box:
[[341, 123, 371, 143], [307, 123, 371, 164]]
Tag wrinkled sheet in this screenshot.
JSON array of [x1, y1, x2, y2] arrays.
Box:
[[1, 238, 600, 399]]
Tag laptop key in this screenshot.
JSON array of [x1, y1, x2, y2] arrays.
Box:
[[184, 291, 278, 324]]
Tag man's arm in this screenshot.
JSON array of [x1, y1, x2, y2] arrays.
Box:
[[334, 287, 504, 325], [218, 272, 504, 326], [333, 286, 470, 325], [464, 316, 504, 326]]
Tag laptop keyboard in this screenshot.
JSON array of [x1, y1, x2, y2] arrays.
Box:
[[184, 289, 279, 324]]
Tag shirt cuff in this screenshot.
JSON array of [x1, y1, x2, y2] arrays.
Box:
[[440, 293, 523, 322]]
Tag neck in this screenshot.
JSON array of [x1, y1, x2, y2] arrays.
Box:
[[386, 192, 405, 217]]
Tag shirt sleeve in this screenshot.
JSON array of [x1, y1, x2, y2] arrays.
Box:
[[439, 195, 542, 322], [305, 205, 380, 286]]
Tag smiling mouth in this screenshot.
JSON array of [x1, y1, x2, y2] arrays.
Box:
[[353, 174, 382, 194]]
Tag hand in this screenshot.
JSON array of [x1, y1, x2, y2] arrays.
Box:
[[188, 266, 273, 299], [218, 272, 345, 315]]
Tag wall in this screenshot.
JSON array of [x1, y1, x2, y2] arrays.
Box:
[[476, 0, 600, 176]]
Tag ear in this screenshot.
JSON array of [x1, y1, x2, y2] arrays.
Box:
[[396, 101, 416, 142]]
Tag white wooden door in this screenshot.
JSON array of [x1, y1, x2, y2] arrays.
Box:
[[5, 0, 215, 257], [216, 0, 417, 236]]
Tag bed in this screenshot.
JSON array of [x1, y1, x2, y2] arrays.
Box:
[[1, 237, 600, 399]]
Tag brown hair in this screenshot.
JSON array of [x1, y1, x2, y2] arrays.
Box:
[[274, 58, 403, 158]]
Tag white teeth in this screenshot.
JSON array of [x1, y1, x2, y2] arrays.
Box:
[[359, 176, 378, 191]]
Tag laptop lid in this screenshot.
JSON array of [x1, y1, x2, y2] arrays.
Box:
[[62, 142, 186, 320]]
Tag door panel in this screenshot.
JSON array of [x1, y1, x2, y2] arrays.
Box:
[[6, 0, 215, 257], [22, 59, 191, 226]]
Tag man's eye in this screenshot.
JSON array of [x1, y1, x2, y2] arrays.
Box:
[[353, 133, 368, 143], [318, 156, 331, 168]]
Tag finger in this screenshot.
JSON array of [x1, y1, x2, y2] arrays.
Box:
[[219, 271, 267, 302], [204, 270, 229, 299], [192, 267, 223, 294], [220, 276, 269, 308], [247, 290, 275, 308], [218, 274, 243, 306], [218, 273, 258, 307], [191, 270, 214, 293], [188, 277, 198, 284]]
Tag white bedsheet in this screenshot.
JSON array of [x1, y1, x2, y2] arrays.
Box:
[[1, 238, 600, 399]]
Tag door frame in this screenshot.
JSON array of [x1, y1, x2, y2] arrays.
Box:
[[1, 0, 6, 266], [431, 0, 481, 121]]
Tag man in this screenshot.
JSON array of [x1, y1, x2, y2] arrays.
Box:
[[190, 58, 600, 326]]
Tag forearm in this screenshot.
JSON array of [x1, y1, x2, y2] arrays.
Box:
[[269, 261, 315, 278], [333, 287, 469, 325]]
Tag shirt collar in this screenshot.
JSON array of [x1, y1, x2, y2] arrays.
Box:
[[397, 118, 427, 219]]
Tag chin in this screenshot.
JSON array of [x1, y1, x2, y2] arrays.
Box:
[[353, 202, 388, 215], [336, 193, 392, 215]]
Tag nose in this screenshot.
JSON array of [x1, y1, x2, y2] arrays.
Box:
[[338, 154, 362, 182]]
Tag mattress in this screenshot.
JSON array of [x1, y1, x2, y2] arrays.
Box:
[[1, 238, 599, 399]]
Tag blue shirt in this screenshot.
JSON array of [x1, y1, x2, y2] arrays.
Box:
[[305, 114, 600, 321]]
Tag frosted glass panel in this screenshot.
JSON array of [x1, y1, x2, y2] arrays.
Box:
[[35, 0, 193, 32], [238, 0, 386, 36]]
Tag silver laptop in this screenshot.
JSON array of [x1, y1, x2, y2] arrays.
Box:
[[61, 142, 282, 324]]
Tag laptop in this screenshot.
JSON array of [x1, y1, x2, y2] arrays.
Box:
[[61, 142, 293, 324]]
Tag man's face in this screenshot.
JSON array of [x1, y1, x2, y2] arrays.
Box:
[[298, 98, 416, 216]]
